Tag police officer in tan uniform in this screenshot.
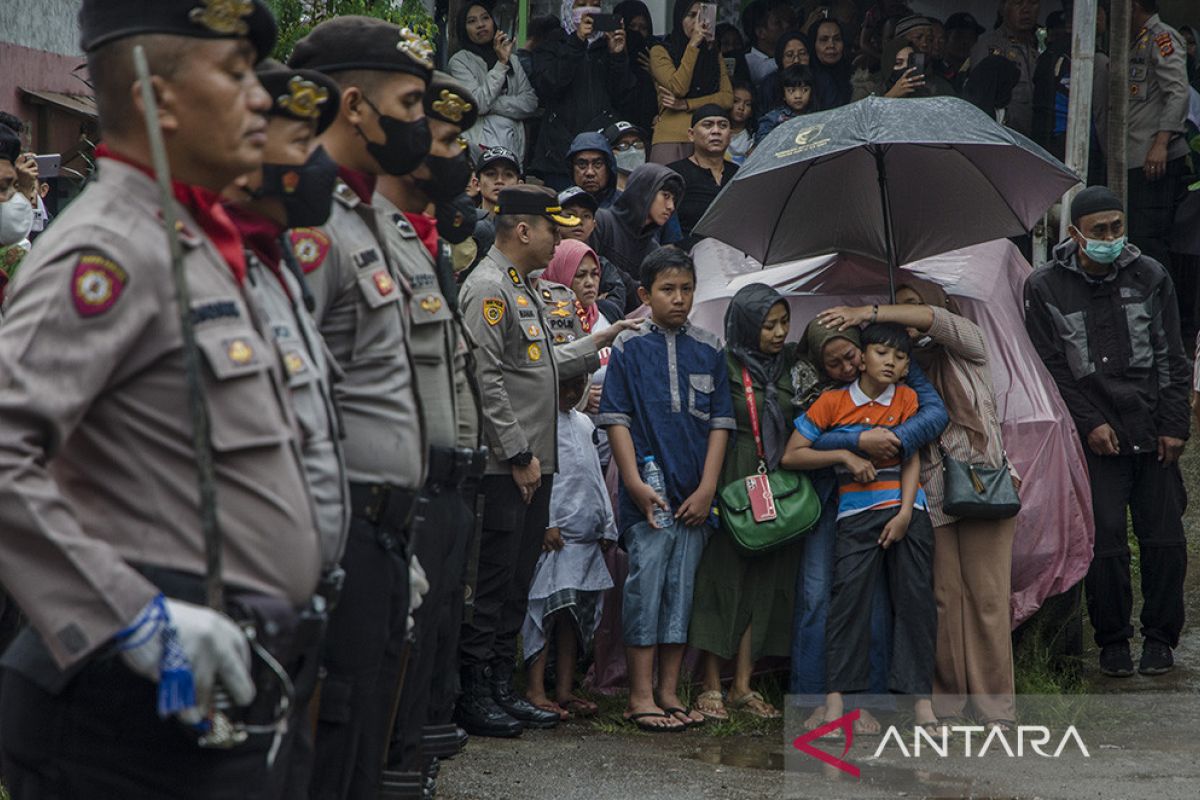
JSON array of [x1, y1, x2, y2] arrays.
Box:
[[1126, 0, 1190, 278], [221, 59, 347, 797], [456, 186, 635, 738], [285, 17, 433, 800], [372, 73, 486, 796], [0, 2, 323, 796], [969, 0, 1039, 136]]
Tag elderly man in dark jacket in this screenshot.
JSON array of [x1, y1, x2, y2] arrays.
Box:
[[529, 11, 636, 188], [1024, 186, 1190, 679]]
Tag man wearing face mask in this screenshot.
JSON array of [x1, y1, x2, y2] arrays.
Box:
[[220, 59, 347, 798], [0, 124, 36, 299], [286, 17, 434, 800], [372, 72, 489, 797], [1025, 186, 1191, 680]]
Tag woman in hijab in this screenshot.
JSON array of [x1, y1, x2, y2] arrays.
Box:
[[756, 30, 811, 116], [807, 16, 854, 109], [447, 1, 539, 160], [819, 279, 1018, 731], [648, 0, 733, 164], [688, 285, 805, 720], [614, 0, 660, 131], [788, 314, 949, 733]]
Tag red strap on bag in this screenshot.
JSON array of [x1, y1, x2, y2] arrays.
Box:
[[741, 366, 766, 466], [741, 366, 777, 522]]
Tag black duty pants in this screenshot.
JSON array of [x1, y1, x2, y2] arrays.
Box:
[[1083, 450, 1187, 648], [825, 507, 936, 696], [311, 515, 410, 800], [458, 475, 553, 670], [1127, 157, 1186, 272], [388, 484, 473, 772], [0, 656, 287, 800]]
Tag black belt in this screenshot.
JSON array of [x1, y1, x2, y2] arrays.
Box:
[[425, 446, 488, 489], [350, 482, 418, 538]]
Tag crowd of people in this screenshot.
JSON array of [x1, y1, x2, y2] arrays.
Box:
[[0, 1, 1195, 799]]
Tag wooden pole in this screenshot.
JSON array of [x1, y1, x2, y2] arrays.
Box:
[[1060, 0, 1098, 242], [1107, 0, 1131, 206]]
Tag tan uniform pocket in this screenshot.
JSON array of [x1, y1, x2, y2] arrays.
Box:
[[197, 330, 290, 451]]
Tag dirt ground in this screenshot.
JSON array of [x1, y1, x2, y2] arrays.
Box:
[[439, 427, 1200, 800]]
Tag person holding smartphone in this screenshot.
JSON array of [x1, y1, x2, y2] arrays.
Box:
[[648, 1, 732, 165]]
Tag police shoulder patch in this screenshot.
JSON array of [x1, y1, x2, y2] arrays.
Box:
[[290, 228, 332, 273], [483, 297, 505, 326], [1156, 33, 1175, 57], [72, 254, 128, 317]]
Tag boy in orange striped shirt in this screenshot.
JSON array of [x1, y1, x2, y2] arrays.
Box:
[[782, 322, 938, 732]]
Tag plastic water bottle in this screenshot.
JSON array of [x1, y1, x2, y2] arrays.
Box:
[[641, 456, 675, 529]]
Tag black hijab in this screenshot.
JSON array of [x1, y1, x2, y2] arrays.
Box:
[[807, 18, 853, 109], [724, 284, 789, 469], [457, 1, 499, 69], [665, 0, 721, 98]]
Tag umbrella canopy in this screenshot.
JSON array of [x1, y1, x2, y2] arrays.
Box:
[[694, 96, 1080, 269]]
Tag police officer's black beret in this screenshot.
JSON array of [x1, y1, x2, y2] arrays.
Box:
[[424, 72, 479, 132], [79, 0, 278, 59], [288, 16, 434, 83], [256, 60, 341, 135]]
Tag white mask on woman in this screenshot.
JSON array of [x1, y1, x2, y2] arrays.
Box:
[[0, 192, 34, 247]]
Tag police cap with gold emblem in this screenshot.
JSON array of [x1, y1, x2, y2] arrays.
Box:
[[288, 16, 434, 83], [495, 185, 580, 227], [424, 71, 479, 131], [79, 0, 278, 59], [255, 59, 341, 135]]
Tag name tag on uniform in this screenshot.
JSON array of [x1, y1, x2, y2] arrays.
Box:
[[353, 247, 382, 270]]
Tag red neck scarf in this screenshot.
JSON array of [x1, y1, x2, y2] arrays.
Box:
[[222, 203, 291, 299], [96, 144, 247, 285], [337, 165, 377, 205], [405, 212, 440, 262]]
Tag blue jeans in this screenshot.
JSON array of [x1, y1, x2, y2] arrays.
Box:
[[790, 472, 894, 708]]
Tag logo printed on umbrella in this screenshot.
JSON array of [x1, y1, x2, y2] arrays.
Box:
[[776, 123, 832, 158]]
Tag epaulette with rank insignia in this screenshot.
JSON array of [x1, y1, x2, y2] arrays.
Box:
[[334, 182, 359, 208], [507, 267, 522, 285]]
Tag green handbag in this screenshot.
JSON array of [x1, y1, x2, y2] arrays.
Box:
[[717, 367, 821, 556]]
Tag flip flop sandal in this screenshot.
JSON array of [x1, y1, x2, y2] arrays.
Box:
[[729, 691, 781, 719], [984, 719, 1017, 732], [624, 712, 684, 733], [662, 706, 705, 727], [694, 689, 729, 721], [560, 698, 598, 718], [533, 701, 569, 721]]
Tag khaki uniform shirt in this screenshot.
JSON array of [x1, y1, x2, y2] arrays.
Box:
[[244, 249, 349, 568], [289, 181, 424, 489], [373, 194, 479, 450], [1128, 14, 1190, 167], [971, 25, 1037, 136], [460, 247, 599, 475], [0, 160, 321, 670]]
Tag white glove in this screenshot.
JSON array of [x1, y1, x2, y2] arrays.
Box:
[[120, 597, 255, 726], [407, 555, 430, 633]]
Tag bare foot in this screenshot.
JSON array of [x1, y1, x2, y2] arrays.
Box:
[[855, 708, 882, 735], [658, 692, 704, 725], [913, 697, 938, 727], [803, 704, 827, 731], [556, 693, 598, 717], [624, 701, 683, 731]]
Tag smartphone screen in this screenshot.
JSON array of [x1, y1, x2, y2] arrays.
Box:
[[590, 13, 621, 33]]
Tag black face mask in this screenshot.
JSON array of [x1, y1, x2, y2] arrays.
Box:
[[359, 96, 432, 176], [256, 146, 339, 228], [419, 153, 474, 202]]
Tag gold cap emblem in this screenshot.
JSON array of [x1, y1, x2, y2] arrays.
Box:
[[189, 0, 253, 36], [432, 89, 473, 123], [396, 28, 434, 70], [277, 76, 329, 120]]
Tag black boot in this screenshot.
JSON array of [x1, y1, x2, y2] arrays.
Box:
[[490, 662, 560, 729], [453, 664, 523, 738], [378, 769, 423, 800]]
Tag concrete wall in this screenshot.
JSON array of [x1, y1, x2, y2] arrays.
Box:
[[0, 0, 82, 56]]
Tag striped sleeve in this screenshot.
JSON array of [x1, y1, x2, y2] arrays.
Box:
[[794, 390, 834, 441]]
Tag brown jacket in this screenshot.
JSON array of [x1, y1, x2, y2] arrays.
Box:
[[0, 159, 322, 670]]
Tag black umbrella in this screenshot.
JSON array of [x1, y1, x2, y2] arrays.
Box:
[[694, 96, 1080, 299]]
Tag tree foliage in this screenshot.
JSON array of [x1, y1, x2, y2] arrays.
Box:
[[266, 0, 438, 62]]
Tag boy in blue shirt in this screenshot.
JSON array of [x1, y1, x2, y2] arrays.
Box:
[[597, 248, 734, 732]]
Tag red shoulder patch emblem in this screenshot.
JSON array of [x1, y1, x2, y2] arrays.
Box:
[[72, 254, 128, 317], [289, 228, 331, 273], [1156, 33, 1175, 57]]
